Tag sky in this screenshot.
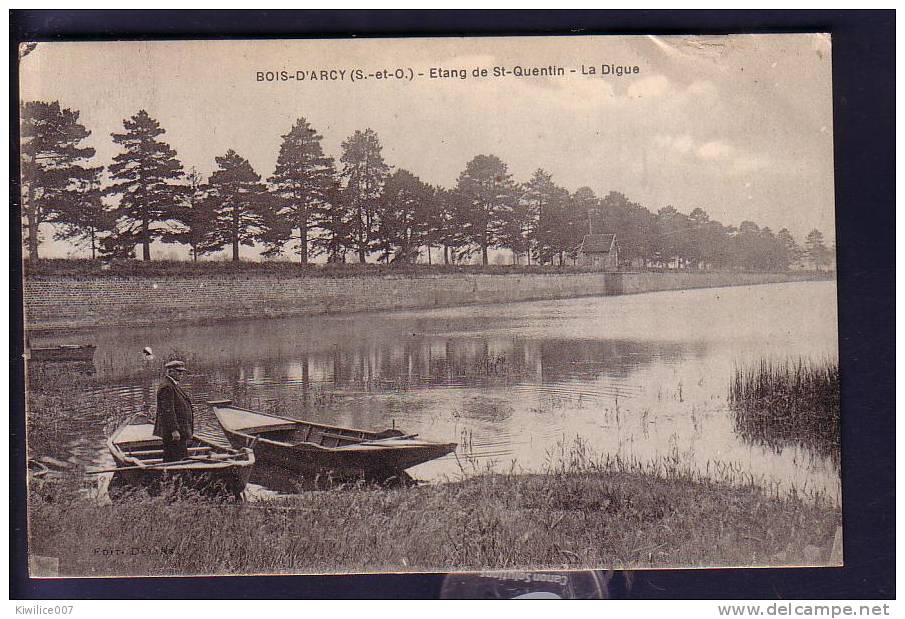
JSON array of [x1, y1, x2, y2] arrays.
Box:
[[19, 34, 836, 260]]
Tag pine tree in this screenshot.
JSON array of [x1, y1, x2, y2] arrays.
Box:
[[777, 228, 801, 269], [498, 182, 531, 265], [98, 219, 140, 261], [804, 229, 830, 272], [419, 184, 446, 265], [686, 207, 712, 268], [107, 110, 185, 260], [562, 189, 593, 264], [340, 129, 391, 263], [599, 191, 655, 267], [431, 187, 468, 265], [522, 169, 570, 265], [206, 150, 270, 262], [53, 175, 110, 260], [311, 179, 351, 263], [267, 118, 336, 263], [20, 100, 100, 260], [375, 169, 432, 263], [455, 154, 518, 265], [161, 168, 218, 261]]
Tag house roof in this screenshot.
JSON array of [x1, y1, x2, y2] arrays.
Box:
[[579, 234, 616, 254]]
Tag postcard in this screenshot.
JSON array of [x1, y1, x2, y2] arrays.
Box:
[[20, 34, 840, 577]]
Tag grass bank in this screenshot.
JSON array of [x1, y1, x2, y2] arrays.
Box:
[[29, 449, 841, 577], [24, 258, 602, 279], [24, 257, 834, 279]]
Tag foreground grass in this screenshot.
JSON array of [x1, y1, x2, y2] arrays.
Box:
[[29, 457, 841, 577]]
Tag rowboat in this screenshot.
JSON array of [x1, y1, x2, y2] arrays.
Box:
[[28, 344, 96, 363], [106, 418, 255, 498], [209, 399, 457, 481]]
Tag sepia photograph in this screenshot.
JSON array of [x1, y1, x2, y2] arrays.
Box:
[[19, 33, 842, 578]]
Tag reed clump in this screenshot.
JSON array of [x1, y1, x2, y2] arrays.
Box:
[[729, 357, 840, 462]]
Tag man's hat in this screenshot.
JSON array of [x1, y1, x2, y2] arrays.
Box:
[[164, 360, 187, 370]]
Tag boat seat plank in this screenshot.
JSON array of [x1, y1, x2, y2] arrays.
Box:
[[320, 431, 367, 442], [334, 440, 435, 451], [127, 446, 212, 457], [215, 408, 298, 432], [114, 423, 158, 444], [245, 424, 298, 434]]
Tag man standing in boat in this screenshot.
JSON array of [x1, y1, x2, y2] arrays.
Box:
[[154, 360, 194, 462]]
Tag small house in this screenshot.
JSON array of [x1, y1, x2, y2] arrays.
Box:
[[577, 233, 619, 270], [577, 206, 619, 271]]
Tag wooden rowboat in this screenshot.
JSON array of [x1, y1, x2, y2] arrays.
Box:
[[106, 418, 255, 498], [209, 399, 457, 481]]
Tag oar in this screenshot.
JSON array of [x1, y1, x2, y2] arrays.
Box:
[[360, 433, 419, 444], [87, 459, 198, 475], [87, 453, 236, 475]]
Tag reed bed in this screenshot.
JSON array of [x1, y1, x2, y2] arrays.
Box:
[[729, 358, 840, 463], [25, 364, 151, 453]]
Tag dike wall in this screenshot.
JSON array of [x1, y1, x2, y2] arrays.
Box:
[[22, 270, 827, 331]]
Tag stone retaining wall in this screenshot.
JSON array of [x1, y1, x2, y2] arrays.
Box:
[[23, 270, 827, 331]]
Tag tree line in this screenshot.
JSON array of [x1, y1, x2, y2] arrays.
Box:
[[20, 100, 835, 271]]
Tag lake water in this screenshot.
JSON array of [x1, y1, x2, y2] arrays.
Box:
[[30, 280, 841, 502]]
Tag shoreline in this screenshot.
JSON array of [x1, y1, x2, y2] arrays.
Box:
[[28, 463, 842, 577], [23, 270, 833, 333]]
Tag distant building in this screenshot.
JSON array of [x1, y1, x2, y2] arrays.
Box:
[[577, 207, 619, 271]]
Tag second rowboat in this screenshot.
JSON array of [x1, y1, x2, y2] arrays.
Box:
[[208, 399, 456, 481]]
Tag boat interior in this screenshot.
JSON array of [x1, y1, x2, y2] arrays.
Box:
[[113, 423, 235, 465], [211, 403, 410, 449], [246, 422, 404, 449]]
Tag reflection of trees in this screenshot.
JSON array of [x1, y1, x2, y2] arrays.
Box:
[[291, 337, 697, 391], [80, 332, 704, 415], [537, 339, 693, 383], [92, 306, 705, 392], [87, 309, 711, 422], [88, 312, 516, 381], [301, 354, 310, 405]]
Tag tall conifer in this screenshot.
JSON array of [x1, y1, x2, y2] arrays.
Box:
[[267, 118, 335, 263], [20, 100, 100, 260], [207, 150, 269, 262], [107, 110, 184, 260]]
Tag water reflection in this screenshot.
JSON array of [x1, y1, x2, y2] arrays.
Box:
[[27, 281, 841, 501]]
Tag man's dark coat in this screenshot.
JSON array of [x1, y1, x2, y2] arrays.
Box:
[[154, 376, 194, 440]]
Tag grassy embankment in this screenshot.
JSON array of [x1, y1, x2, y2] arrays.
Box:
[[28, 443, 841, 577], [24, 257, 836, 279], [24, 258, 601, 278]]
